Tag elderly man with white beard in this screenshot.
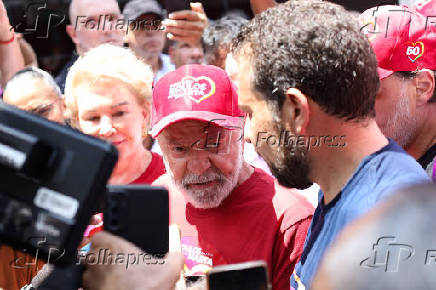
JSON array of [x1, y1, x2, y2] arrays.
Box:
[[151, 64, 314, 290]]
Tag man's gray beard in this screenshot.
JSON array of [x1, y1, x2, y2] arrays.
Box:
[[381, 88, 417, 148], [164, 151, 243, 209]]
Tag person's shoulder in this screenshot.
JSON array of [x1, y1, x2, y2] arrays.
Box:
[[369, 143, 430, 190], [239, 168, 314, 233], [249, 168, 313, 208], [356, 141, 430, 196], [248, 169, 314, 230], [371, 140, 427, 176], [340, 145, 429, 220], [272, 182, 314, 231]]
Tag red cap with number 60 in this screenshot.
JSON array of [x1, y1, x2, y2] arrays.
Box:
[[360, 5, 436, 79]]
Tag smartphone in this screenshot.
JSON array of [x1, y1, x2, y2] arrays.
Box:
[[164, 0, 190, 14], [207, 261, 271, 290], [104, 185, 169, 255]]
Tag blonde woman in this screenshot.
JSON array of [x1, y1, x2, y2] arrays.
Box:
[[65, 44, 165, 184]]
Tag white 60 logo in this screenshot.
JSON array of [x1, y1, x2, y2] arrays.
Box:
[[406, 42, 425, 63], [406, 46, 421, 56]]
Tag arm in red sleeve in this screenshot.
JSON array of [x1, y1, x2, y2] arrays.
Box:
[[272, 216, 312, 290]]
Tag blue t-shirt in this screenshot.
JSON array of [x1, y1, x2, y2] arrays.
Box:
[[291, 140, 430, 289]]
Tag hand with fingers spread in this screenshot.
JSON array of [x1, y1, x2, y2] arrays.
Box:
[[82, 231, 184, 290], [162, 2, 208, 46]]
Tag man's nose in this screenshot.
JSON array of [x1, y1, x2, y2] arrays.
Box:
[[187, 150, 212, 175], [191, 48, 204, 61], [99, 116, 116, 137]]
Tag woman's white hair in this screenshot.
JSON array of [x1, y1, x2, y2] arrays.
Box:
[[65, 44, 153, 127]]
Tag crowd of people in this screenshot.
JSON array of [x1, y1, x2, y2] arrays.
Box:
[[0, 0, 435, 289]]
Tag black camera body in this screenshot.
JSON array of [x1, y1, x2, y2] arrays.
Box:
[[0, 102, 118, 266]]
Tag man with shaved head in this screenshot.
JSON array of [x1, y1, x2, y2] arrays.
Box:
[[55, 0, 124, 92], [66, 0, 124, 55]]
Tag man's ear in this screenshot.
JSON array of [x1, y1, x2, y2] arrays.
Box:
[[415, 70, 435, 106], [283, 88, 310, 135], [66, 24, 79, 44]]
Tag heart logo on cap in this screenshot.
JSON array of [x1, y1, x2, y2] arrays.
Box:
[[184, 76, 216, 104], [168, 76, 216, 104], [406, 41, 425, 63]]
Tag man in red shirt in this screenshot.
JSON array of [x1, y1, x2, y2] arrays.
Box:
[[151, 64, 314, 289]]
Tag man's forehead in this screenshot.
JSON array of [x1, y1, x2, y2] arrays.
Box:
[[233, 52, 263, 106], [176, 41, 202, 49], [74, 0, 120, 16], [162, 120, 229, 140]]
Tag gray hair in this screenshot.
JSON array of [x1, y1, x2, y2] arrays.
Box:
[[5, 66, 62, 98]]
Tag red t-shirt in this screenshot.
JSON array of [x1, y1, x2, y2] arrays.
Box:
[[153, 168, 314, 290], [131, 152, 166, 184]]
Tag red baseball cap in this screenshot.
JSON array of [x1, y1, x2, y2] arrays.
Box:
[[414, 0, 436, 16], [360, 5, 436, 79], [151, 64, 245, 138]]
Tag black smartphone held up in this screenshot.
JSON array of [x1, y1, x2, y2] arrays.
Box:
[[104, 185, 169, 256], [164, 0, 190, 15], [207, 261, 271, 290]]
